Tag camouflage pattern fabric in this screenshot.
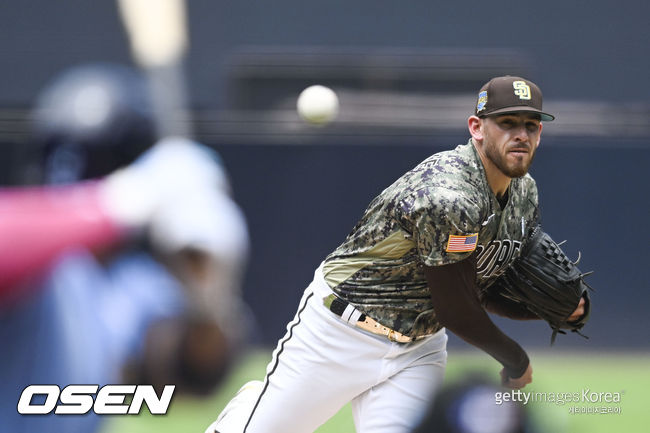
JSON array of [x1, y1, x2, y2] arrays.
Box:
[[322, 140, 539, 338]]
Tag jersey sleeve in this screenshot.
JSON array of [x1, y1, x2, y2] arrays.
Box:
[[0, 182, 125, 301], [396, 187, 482, 267]]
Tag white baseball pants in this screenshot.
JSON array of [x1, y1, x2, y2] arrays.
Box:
[[211, 265, 447, 433]]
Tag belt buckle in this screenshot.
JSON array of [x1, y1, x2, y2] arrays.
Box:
[[389, 330, 413, 344]]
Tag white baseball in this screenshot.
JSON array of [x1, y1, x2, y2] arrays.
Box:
[[296, 85, 339, 125]]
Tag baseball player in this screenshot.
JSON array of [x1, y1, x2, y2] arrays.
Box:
[[207, 76, 586, 433]]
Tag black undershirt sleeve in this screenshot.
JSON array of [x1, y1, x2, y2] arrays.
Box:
[[424, 253, 529, 379], [481, 288, 541, 320]]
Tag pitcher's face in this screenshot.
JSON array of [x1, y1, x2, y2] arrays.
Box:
[[481, 113, 542, 178]]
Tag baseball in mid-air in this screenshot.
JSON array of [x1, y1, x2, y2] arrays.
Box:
[[296, 85, 339, 125]]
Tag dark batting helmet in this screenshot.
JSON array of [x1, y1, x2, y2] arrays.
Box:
[[31, 63, 156, 183]]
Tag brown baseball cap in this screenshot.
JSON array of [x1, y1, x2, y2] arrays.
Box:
[[474, 76, 555, 121]]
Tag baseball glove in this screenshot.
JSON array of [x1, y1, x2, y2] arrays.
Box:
[[488, 225, 593, 344]]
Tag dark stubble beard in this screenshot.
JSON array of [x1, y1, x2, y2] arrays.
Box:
[[483, 136, 536, 178]]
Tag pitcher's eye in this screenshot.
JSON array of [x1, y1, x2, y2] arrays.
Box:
[[526, 122, 540, 132]]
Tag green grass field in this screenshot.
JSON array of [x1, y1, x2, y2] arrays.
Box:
[[102, 349, 650, 433]]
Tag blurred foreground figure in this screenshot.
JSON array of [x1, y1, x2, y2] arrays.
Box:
[[0, 64, 249, 433]]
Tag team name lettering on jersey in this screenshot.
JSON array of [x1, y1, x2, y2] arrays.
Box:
[[476, 239, 522, 280]]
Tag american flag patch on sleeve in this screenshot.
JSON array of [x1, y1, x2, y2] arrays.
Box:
[[446, 233, 478, 252]]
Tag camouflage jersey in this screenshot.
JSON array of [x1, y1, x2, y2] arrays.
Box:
[[322, 140, 539, 338]]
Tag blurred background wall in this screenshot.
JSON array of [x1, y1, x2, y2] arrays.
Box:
[[0, 0, 648, 348]]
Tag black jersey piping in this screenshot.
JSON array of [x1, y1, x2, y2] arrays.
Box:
[[242, 291, 314, 432]]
